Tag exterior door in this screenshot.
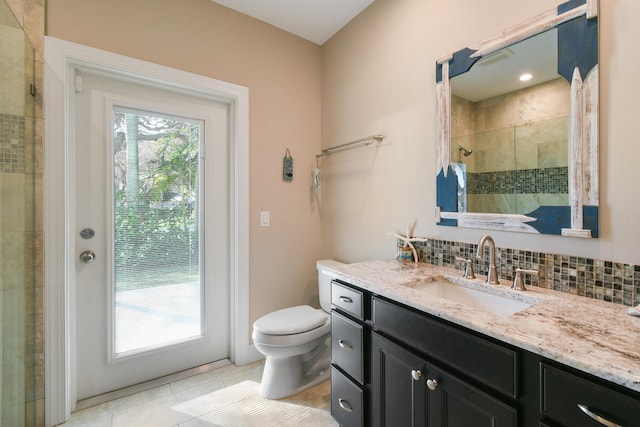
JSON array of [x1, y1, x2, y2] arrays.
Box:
[[73, 68, 230, 400]]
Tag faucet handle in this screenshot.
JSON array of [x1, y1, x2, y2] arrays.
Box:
[[455, 256, 476, 279], [512, 268, 538, 291]]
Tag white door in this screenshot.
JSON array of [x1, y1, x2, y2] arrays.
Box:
[[73, 68, 231, 400]]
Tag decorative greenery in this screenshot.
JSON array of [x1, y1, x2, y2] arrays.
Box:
[[113, 112, 200, 290]]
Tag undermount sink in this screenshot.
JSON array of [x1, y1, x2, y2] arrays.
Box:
[[411, 276, 539, 317]]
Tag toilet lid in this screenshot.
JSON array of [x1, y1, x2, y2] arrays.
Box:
[[253, 305, 328, 335]]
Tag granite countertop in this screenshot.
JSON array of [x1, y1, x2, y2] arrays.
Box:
[[325, 259, 640, 393]]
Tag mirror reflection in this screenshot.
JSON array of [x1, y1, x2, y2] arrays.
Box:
[[450, 29, 570, 215]]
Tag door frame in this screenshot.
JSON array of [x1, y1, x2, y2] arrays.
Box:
[[44, 37, 258, 426]]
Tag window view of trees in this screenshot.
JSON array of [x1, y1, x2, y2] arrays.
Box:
[[113, 110, 201, 290]]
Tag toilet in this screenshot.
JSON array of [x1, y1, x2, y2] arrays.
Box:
[[252, 259, 344, 399]]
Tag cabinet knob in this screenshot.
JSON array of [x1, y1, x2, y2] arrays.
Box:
[[577, 404, 623, 427], [338, 398, 353, 412], [411, 369, 422, 381], [426, 378, 438, 391]]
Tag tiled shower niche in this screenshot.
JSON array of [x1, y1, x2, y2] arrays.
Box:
[[412, 238, 639, 307]]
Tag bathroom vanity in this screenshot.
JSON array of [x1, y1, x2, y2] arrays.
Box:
[[328, 260, 640, 427]]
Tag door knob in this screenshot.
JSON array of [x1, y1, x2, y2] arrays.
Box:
[[427, 378, 438, 391], [411, 369, 422, 381], [79, 250, 96, 263]]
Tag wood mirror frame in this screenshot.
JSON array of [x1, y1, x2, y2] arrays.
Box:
[[435, 0, 599, 238]]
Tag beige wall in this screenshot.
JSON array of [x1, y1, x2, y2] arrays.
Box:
[[322, 0, 640, 265], [45, 0, 640, 343], [46, 0, 324, 333]]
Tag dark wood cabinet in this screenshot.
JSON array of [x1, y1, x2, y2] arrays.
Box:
[[372, 296, 518, 398], [427, 363, 517, 427], [540, 363, 640, 427], [331, 280, 369, 427], [371, 332, 427, 427], [332, 366, 365, 427], [331, 279, 640, 427], [332, 311, 365, 384], [372, 328, 516, 427]]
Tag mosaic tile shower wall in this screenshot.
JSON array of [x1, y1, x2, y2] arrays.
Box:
[[467, 167, 568, 194], [412, 238, 639, 307], [1, 0, 45, 425], [0, 113, 25, 173]]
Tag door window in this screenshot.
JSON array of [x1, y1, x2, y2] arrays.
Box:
[[112, 108, 204, 357]]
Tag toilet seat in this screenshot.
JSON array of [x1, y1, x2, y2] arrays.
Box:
[[253, 305, 327, 335]]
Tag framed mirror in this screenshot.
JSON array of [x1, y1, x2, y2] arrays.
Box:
[[435, 0, 599, 238]]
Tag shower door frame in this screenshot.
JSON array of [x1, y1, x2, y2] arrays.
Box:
[[44, 37, 259, 426]]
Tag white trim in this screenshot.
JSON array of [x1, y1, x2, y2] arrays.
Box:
[[44, 37, 255, 426], [469, 5, 587, 59], [435, 61, 450, 178], [587, 0, 599, 19], [568, 67, 584, 232], [583, 65, 599, 206], [437, 211, 540, 234]]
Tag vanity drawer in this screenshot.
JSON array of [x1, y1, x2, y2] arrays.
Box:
[[331, 311, 365, 384], [372, 296, 518, 398], [331, 365, 364, 427], [541, 363, 640, 427], [332, 281, 364, 320]]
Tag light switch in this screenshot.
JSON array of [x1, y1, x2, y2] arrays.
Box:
[[260, 211, 270, 227]]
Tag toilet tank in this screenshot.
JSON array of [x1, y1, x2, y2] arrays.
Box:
[[316, 259, 344, 312]]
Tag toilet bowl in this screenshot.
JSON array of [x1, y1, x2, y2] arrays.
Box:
[[252, 259, 344, 399]]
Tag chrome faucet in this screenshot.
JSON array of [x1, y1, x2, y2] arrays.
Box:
[[476, 234, 499, 284]]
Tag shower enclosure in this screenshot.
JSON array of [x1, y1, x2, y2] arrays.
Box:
[[0, 0, 39, 424]]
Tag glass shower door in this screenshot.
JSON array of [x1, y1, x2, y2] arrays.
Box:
[[0, 0, 38, 424]]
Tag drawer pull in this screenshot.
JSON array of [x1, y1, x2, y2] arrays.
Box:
[[426, 378, 438, 391], [577, 404, 622, 427], [339, 296, 353, 304], [338, 340, 353, 350], [338, 398, 353, 412], [411, 369, 422, 381]]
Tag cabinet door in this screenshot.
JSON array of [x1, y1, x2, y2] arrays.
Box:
[[372, 297, 518, 398], [427, 364, 517, 427], [372, 332, 427, 427]]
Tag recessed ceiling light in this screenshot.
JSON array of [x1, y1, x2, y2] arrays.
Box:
[[520, 73, 533, 82]]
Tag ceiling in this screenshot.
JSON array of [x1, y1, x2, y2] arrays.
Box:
[[452, 29, 559, 102], [210, 0, 376, 45]]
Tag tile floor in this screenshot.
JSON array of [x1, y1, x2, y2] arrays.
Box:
[[60, 361, 337, 427]]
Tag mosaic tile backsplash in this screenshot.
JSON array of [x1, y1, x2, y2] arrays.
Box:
[[410, 238, 639, 307]]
